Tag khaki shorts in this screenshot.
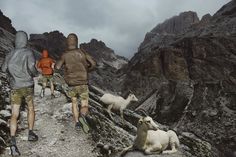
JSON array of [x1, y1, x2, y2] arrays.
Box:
[[68, 85, 89, 100], [10, 87, 34, 105], [42, 75, 53, 85]]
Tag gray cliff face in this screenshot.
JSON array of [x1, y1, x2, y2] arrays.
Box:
[[0, 28, 14, 65], [151, 11, 200, 35], [122, 1, 236, 157], [0, 10, 16, 34], [81, 39, 128, 92], [0, 28, 14, 153]]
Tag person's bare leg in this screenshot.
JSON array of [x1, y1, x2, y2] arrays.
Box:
[[10, 105, 20, 137], [79, 99, 90, 133], [71, 97, 79, 123], [50, 81, 55, 96], [27, 99, 35, 130], [80, 99, 88, 115], [41, 82, 46, 97], [10, 104, 21, 155], [27, 98, 38, 141]]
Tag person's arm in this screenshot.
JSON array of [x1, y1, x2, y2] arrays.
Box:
[[27, 51, 39, 77], [36, 60, 42, 73], [1, 53, 11, 72], [36, 60, 41, 69], [55, 54, 65, 70], [51, 58, 56, 69], [84, 52, 96, 72]]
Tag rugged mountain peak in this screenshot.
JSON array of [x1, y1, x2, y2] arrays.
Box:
[[80, 39, 128, 69], [0, 10, 16, 34], [29, 31, 67, 59], [151, 11, 199, 35], [201, 13, 212, 23], [214, 0, 236, 16], [88, 38, 107, 50], [139, 11, 200, 53]]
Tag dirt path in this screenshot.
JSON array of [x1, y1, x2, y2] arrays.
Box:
[[2, 81, 97, 157]]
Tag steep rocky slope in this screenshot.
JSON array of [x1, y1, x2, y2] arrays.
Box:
[[122, 1, 236, 157], [0, 10, 16, 34], [0, 27, 14, 154]]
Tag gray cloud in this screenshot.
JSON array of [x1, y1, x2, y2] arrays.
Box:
[[0, 0, 231, 58]]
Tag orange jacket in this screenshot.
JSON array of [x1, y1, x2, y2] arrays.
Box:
[[37, 50, 55, 75]]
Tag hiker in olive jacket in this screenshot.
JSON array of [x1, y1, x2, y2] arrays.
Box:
[[56, 33, 96, 133], [1, 31, 39, 156]]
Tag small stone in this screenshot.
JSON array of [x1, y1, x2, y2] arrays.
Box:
[[0, 110, 11, 118], [4, 98, 10, 103], [209, 110, 218, 116]]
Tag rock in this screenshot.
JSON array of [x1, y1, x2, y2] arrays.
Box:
[[0, 110, 11, 118], [0, 119, 7, 126]]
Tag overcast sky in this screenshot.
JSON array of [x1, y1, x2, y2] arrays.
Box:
[[0, 0, 231, 58]]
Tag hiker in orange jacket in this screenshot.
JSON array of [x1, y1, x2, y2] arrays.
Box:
[[37, 50, 55, 98]]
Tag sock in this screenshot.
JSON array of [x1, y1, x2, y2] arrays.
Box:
[[29, 130, 33, 134], [10, 136, 16, 145]]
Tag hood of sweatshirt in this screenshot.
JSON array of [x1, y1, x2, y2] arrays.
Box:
[[15, 31, 28, 49], [67, 33, 78, 50], [42, 50, 49, 58]]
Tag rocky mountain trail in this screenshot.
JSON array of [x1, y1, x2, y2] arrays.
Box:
[[1, 80, 97, 157]]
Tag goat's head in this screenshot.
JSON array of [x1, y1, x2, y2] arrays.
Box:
[[128, 93, 138, 102], [137, 116, 159, 131]]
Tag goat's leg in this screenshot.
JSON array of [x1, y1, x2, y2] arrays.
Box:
[[120, 145, 133, 156], [107, 104, 114, 120], [144, 144, 162, 155], [162, 143, 177, 154], [163, 130, 179, 154], [120, 108, 125, 124]]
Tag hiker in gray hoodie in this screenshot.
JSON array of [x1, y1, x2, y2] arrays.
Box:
[[1, 31, 39, 156]]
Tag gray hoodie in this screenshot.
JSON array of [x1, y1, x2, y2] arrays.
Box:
[[1, 31, 38, 89]]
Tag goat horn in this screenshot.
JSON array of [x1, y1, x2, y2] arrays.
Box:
[[129, 90, 134, 94]]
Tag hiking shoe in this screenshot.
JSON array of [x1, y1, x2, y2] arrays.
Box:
[[79, 115, 90, 134], [28, 131, 38, 141], [10, 145, 21, 156]]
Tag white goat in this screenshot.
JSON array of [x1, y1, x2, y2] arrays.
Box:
[[123, 116, 180, 155], [100, 93, 138, 122]]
